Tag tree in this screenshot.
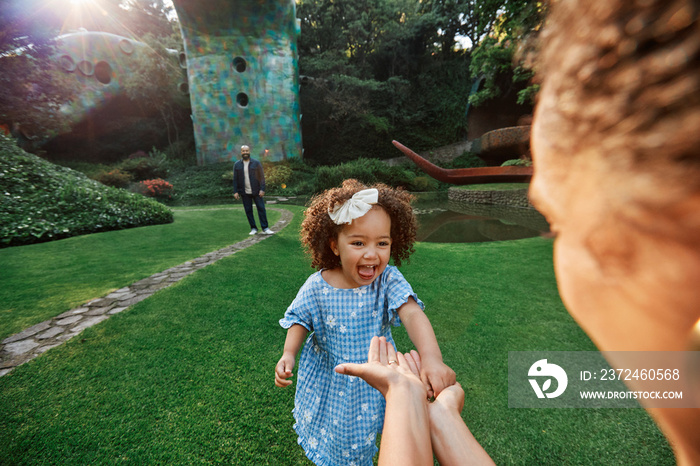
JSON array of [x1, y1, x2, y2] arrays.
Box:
[[122, 33, 189, 145], [58, 0, 178, 40], [0, 0, 78, 142], [468, 0, 546, 107], [297, 0, 477, 163]]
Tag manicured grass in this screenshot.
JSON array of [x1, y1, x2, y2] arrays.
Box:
[[0, 206, 673, 464], [0, 206, 280, 341]]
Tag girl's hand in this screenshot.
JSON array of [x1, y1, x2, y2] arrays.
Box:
[[419, 356, 456, 398], [275, 353, 296, 387]]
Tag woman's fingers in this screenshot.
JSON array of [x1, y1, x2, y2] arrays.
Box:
[[387, 341, 398, 366], [378, 336, 388, 365], [367, 336, 381, 364], [402, 352, 420, 377]]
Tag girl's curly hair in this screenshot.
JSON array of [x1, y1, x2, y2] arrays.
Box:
[[301, 179, 417, 270]]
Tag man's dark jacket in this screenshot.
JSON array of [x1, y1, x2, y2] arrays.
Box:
[[233, 158, 266, 196]]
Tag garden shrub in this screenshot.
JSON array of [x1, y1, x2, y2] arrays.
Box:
[[92, 168, 133, 188], [501, 158, 532, 167], [263, 163, 293, 193], [136, 178, 174, 199], [118, 148, 168, 181], [127, 150, 149, 160], [447, 151, 487, 169], [410, 176, 439, 192], [167, 162, 233, 206], [314, 158, 415, 192], [0, 135, 173, 248], [163, 139, 197, 170]]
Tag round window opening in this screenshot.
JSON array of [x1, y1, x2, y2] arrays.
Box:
[[236, 93, 249, 107], [59, 55, 76, 72], [232, 57, 247, 73], [94, 61, 112, 84], [77, 60, 94, 76]]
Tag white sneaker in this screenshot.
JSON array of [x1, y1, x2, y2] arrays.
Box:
[[249, 228, 258, 235], [262, 228, 274, 235]]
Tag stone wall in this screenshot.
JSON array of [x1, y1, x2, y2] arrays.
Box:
[[448, 187, 534, 209], [446, 189, 549, 233]]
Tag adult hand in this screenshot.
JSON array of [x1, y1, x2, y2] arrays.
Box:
[[336, 337, 433, 466], [275, 353, 296, 387], [334, 336, 425, 398], [431, 382, 465, 415], [234, 193, 240, 200], [259, 190, 265, 197]]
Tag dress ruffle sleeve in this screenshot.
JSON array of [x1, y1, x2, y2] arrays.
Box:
[[279, 274, 316, 331], [384, 266, 424, 327]]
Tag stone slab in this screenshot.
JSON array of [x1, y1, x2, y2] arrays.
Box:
[[2, 322, 51, 344], [56, 315, 82, 326], [71, 316, 109, 333], [37, 327, 65, 340], [56, 307, 90, 319], [86, 297, 116, 307], [4, 339, 40, 356], [118, 295, 149, 307], [85, 306, 114, 316]]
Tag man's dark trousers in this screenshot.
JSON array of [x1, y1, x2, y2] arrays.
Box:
[[241, 192, 268, 230]]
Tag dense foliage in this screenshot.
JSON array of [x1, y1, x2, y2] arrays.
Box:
[[296, 0, 544, 164], [0, 0, 79, 140], [468, 0, 546, 107], [0, 136, 173, 248]]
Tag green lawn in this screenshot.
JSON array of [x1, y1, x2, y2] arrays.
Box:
[[0, 206, 280, 341], [0, 205, 673, 464]]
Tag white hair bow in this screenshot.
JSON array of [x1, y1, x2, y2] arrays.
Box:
[[328, 188, 379, 225]]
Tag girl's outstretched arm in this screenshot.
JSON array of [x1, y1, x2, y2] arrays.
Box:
[[398, 298, 456, 397], [275, 324, 308, 387]]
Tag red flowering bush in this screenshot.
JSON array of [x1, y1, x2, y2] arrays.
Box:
[[137, 178, 173, 199]]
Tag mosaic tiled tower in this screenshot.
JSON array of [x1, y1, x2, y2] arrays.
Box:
[[172, 0, 302, 164]]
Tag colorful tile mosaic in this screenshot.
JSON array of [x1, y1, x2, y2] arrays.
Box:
[[172, 0, 302, 164]]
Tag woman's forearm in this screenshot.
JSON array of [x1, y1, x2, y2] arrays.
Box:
[[378, 380, 433, 466], [429, 405, 495, 466]]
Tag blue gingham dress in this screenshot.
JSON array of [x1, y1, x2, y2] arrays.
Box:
[[279, 265, 423, 466]]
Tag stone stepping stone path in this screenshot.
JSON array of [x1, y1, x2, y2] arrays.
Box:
[[0, 207, 293, 377]]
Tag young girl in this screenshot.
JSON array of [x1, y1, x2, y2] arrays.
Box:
[[274, 179, 455, 466]]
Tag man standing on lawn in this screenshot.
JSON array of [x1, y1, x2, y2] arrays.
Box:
[[233, 145, 274, 235]]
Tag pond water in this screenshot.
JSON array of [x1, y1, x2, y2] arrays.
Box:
[[271, 192, 550, 244], [412, 193, 550, 243]]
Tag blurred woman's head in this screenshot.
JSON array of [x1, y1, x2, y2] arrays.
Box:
[[530, 1, 700, 462]]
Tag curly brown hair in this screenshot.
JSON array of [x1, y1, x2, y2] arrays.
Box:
[[537, 0, 700, 184], [300, 179, 417, 270]]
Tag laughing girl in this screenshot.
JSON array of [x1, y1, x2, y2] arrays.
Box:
[[274, 179, 455, 466]]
